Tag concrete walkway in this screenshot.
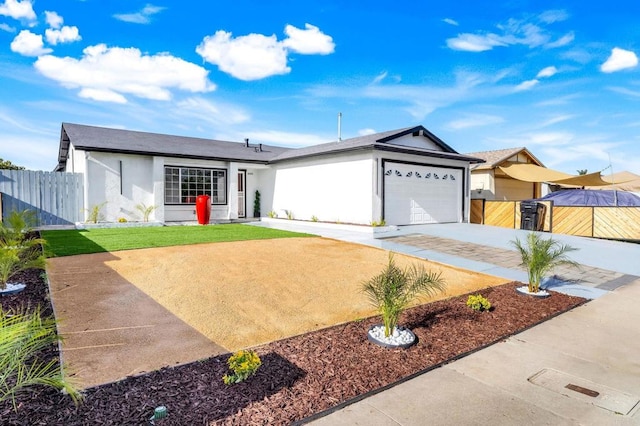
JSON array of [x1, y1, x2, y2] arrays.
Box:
[[250, 220, 640, 425]]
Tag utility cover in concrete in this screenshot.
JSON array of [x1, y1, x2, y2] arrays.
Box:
[[529, 368, 640, 415]]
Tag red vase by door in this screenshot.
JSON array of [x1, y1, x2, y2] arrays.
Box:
[[196, 195, 211, 225]]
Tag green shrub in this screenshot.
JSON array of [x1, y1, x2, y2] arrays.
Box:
[[222, 350, 262, 385], [466, 294, 491, 312], [311, 215, 318, 222], [267, 211, 277, 218], [371, 219, 386, 227], [253, 191, 261, 217], [284, 209, 294, 220], [362, 254, 446, 338], [0, 306, 82, 408]]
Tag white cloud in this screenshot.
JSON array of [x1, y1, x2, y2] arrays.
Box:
[[0, 22, 15, 32], [174, 97, 250, 126], [45, 26, 81, 45], [45, 11, 63, 29], [446, 33, 506, 52], [0, 0, 36, 21], [515, 79, 539, 91], [538, 9, 569, 24], [79, 88, 127, 104], [113, 4, 166, 24], [358, 128, 377, 136], [446, 11, 574, 53], [282, 23, 335, 55], [545, 32, 574, 49], [196, 24, 335, 81], [10, 30, 52, 56], [243, 129, 330, 147], [34, 44, 215, 103], [443, 18, 458, 26], [539, 114, 575, 127], [372, 71, 387, 84], [536, 66, 558, 78], [197, 31, 289, 81], [601, 47, 638, 73], [446, 114, 504, 130]]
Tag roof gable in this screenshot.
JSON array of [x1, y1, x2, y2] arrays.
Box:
[[466, 147, 544, 170]]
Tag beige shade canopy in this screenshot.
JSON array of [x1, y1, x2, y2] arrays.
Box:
[[498, 163, 613, 186]]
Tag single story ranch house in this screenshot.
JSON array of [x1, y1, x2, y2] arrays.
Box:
[[55, 123, 483, 226]]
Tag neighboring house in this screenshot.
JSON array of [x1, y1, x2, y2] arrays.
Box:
[[465, 147, 546, 201], [55, 123, 483, 226]]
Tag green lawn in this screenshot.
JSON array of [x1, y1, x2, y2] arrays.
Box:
[[42, 224, 314, 257]]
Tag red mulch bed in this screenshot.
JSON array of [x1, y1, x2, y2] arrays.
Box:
[[1, 267, 586, 425]]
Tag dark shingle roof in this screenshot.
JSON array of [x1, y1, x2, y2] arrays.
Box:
[[56, 123, 291, 170], [56, 123, 484, 171], [270, 126, 484, 164]]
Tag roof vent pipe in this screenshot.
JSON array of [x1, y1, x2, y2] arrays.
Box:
[[259, 143, 263, 152], [338, 112, 342, 142], [244, 138, 249, 147]]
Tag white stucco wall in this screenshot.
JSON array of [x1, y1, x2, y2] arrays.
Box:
[[84, 152, 155, 222], [270, 153, 375, 224]]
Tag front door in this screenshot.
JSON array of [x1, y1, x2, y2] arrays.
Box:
[[238, 170, 246, 218]]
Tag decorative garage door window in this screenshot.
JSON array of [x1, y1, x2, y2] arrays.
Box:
[[164, 166, 226, 205], [384, 163, 463, 225]]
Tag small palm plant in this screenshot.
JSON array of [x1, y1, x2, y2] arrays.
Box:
[[362, 254, 446, 338], [511, 232, 578, 294], [0, 210, 46, 291], [135, 202, 157, 222], [0, 306, 82, 409]]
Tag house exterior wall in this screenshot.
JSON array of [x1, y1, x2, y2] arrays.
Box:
[[470, 170, 495, 200], [83, 151, 155, 222], [494, 177, 536, 200], [269, 152, 375, 224], [71, 149, 265, 223]]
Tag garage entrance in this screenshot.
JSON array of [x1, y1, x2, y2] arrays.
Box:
[[384, 161, 463, 225]]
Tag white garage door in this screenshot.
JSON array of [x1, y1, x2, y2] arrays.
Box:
[[384, 162, 463, 225]]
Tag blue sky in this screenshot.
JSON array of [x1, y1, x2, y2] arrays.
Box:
[[1, 0, 639, 175]]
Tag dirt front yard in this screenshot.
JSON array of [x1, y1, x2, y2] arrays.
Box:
[[48, 237, 507, 388]]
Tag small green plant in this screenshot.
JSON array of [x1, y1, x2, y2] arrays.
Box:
[[86, 202, 107, 223], [0, 306, 82, 409], [253, 190, 261, 217], [117, 217, 127, 223], [283, 209, 294, 220], [267, 210, 277, 218], [0, 242, 46, 291], [511, 233, 578, 293], [0, 210, 36, 240], [311, 215, 318, 222], [467, 294, 491, 312], [371, 219, 386, 227], [135, 203, 157, 222], [222, 350, 262, 385], [362, 254, 446, 338]]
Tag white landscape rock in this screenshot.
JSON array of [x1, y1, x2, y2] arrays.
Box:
[[368, 325, 416, 348], [0, 282, 26, 295], [516, 285, 550, 298]]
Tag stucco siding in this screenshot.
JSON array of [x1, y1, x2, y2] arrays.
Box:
[[85, 152, 155, 222], [271, 153, 374, 224]]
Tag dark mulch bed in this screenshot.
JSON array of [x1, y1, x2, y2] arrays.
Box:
[[1, 268, 586, 425]]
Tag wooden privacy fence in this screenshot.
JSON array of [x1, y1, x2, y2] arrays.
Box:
[[0, 170, 83, 226], [471, 199, 640, 240]]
